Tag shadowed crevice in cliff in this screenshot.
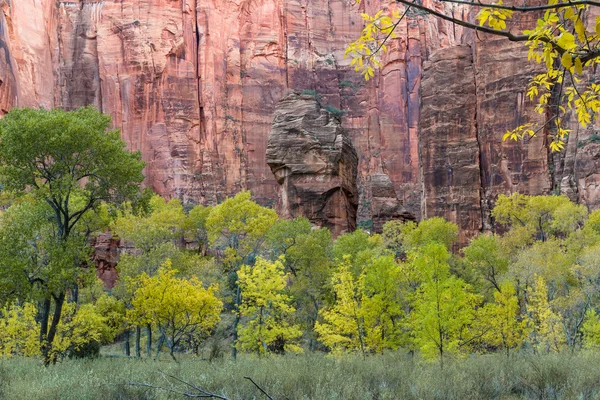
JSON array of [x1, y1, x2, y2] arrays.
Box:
[[266, 92, 358, 236]]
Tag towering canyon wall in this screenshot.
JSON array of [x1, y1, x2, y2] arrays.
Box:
[[1, 0, 598, 242]]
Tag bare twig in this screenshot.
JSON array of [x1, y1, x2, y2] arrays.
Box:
[[244, 376, 275, 400]]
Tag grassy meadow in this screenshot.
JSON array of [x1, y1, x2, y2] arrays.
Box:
[[2, 351, 600, 399]]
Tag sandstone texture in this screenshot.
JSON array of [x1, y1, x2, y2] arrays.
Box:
[[1, 0, 599, 247], [90, 232, 121, 289], [267, 92, 358, 236]]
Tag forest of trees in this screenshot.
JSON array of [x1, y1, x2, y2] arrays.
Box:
[[1, 106, 600, 368], [4, 107, 600, 374]]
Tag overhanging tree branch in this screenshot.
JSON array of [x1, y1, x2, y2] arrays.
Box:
[[438, 0, 600, 12], [394, 0, 532, 42]]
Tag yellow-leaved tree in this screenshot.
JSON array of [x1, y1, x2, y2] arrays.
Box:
[[236, 257, 302, 355], [315, 255, 405, 355], [409, 243, 481, 367], [315, 258, 367, 355], [346, 0, 600, 152], [582, 309, 600, 348], [128, 260, 222, 361], [478, 282, 530, 356], [205, 190, 278, 359], [0, 298, 124, 360], [0, 303, 40, 357], [528, 274, 566, 353], [51, 302, 114, 359]]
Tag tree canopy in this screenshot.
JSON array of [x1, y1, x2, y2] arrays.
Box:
[[0, 106, 145, 364]]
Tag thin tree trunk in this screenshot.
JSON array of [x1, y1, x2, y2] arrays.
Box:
[[232, 285, 241, 360], [146, 325, 152, 357], [155, 332, 165, 360], [124, 329, 131, 357], [70, 283, 79, 304], [43, 292, 66, 366], [135, 326, 141, 358], [168, 338, 177, 362]]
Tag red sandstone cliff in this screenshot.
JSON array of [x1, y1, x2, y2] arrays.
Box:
[[1, 0, 597, 244]]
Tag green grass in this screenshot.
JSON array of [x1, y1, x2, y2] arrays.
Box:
[[3, 352, 600, 399]]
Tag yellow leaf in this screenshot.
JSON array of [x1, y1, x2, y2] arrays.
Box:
[[575, 57, 583, 75], [575, 19, 586, 42], [477, 10, 490, 27], [564, 7, 575, 20], [556, 32, 576, 51], [561, 52, 573, 69]]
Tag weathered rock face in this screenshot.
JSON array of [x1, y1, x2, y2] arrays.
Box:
[[1, 0, 599, 245], [420, 45, 482, 245], [267, 92, 358, 236], [90, 232, 121, 289]]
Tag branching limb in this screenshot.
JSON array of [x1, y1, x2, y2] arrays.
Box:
[[394, 0, 532, 42], [438, 0, 600, 12], [127, 373, 279, 400]]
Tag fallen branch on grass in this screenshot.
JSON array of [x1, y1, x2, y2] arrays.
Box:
[[127, 370, 231, 399], [127, 370, 279, 399]]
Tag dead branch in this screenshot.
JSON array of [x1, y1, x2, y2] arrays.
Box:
[[127, 371, 231, 400], [244, 376, 276, 400], [127, 371, 280, 400]]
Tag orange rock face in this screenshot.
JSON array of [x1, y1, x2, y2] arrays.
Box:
[[1, 0, 598, 246], [90, 232, 122, 289]]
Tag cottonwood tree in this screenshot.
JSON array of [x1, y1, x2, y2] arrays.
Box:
[[463, 234, 509, 296], [315, 258, 369, 355], [347, 0, 600, 151], [127, 260, 222, 361], [409, 243, 481, 367], [205, 190, 278, 359], [582, 309, 600, 348], [112, 194, 191, 356], [315, 254, 405, 355], [0, 106, 144, 364], [383, 218, 459, 255], [528, 274, 567, 353], [477, 282, 530, 356], [0, 303, 40, 357], [236, 257, 302, 355], [284, 227, 335, 349], [0, 298, 120, 359], [185, 204, 213, 256]]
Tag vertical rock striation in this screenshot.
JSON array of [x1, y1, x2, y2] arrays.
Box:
[[420, 45, 482, 244], [2, 0, 600, 246]]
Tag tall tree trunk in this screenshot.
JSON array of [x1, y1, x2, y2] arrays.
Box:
[[124, 328, 131, 357], [232, 285, 241, 360], [135, 326, 141, 357], [168, 337, 177, 362], [39, 297, 51, 344], [71, 283, 79, 304], [146, 325, 152, 357], [42, 292, 66, 366], [155, 332, 165, 360]]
